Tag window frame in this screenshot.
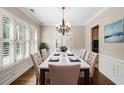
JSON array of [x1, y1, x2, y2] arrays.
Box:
[[0, 8, 38, 68]]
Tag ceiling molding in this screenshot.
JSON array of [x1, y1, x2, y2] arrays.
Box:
[[84, 7, 109, 26], [18, 7, 41, 25], [40, 24, 84, 26]]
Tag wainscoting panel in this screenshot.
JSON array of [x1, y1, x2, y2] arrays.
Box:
[[0, 58, 33, 85], [99, 54, 124, 85], [115, 64, 124, 84]]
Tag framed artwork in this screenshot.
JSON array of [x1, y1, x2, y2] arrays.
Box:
[[104, 19, 124, 43]]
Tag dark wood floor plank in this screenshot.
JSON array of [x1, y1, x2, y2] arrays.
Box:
[[11, 67, 115, 85]]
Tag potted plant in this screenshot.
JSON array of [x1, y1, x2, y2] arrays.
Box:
[[39, 42, 49, 53]]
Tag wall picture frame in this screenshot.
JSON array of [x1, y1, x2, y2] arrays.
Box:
[[104, 19, 124, 43]]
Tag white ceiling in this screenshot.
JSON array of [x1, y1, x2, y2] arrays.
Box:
[[20, 7, 106, 26]]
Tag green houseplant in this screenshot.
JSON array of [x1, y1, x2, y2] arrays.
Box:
[[39, 42, 49, 52]]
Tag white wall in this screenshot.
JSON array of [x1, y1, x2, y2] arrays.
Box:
[[40, 25, 85, 55], [85, 7, 124, 84]]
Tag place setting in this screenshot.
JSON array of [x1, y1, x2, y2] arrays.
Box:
[[53, 52, 60, 56], [69, 56, 81, 62], [67, 52, 74, 56], [49, 56, 59, 62]]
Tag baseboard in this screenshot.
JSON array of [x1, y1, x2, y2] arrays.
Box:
[[4, 65, 32, 85], [0, 58, 33, 85]]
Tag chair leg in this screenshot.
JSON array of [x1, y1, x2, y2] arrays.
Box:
[[90, 77, 93, 84], [36, 78, 38, 85]]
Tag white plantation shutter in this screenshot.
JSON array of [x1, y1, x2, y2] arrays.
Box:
[[0, 9, 38, 67], [14, 20, 26, 61], [3, 42, 10, 65], [22, 24, 26, 58], [14, 20, 20, 60], [25, 25, 30, 58], [30, 26, 35, 54], [2, 16, 11, 65], [34, 29, 38, 52], [3, 16, 9, 39], [25, 42, 30, 58]]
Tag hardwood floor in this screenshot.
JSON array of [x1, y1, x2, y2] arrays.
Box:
[[11, 67, 115, 85]]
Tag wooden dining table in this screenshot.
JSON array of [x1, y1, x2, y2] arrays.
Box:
[[38, 52, 91, 85]]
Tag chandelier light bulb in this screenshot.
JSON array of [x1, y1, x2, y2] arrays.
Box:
[[56, 24, 59, 27], [66, 22, 69, 25], [68, 24, 71, 28]]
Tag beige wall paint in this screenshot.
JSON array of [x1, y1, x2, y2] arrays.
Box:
[[85, 7, 124, 60], [41, 26, 56, 54], [72, 26, 85, 49], [2, 7, 41, 41], [41, 25, 85, 54]]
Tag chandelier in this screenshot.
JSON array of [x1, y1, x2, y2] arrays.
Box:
[[56, 7, 71, 35]]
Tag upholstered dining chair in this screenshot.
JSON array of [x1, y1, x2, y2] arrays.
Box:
[[31, 52, 43, 85], [49, 64, 80, 85], [84, 51, 90, 61], [80, 51, 97, 78], [86, 51, 98, 78], [41, 49, 49, 61], [79, 49, 87, 60]]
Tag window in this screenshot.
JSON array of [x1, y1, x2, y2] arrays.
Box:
[[0, 9, 38, 67], [34, 29, 38, 52], [14, 20, 26, 61], [25, 25, 30, 58], [56, 32, 73, 51], [30, 26, 37, 54], [2, 16, 11, 65]]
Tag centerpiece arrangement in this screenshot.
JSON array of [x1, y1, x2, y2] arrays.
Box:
[[60, 46, 68, 57]]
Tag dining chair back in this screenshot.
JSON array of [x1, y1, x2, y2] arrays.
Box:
[[86, 52, 98, 77], [49, 64, 80, 85], [41, 49, 49, 61], [79, 49, 87, 60], [31, 51, 43, 84]]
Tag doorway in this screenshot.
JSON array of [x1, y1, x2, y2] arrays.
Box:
[[91, 25, 99, 68]]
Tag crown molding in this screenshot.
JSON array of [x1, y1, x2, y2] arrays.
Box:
[[84, 7, 109, 26], [40, 24, 84, 27], [18, 7, 41, 25]]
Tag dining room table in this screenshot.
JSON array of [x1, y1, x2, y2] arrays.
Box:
[[38, 51, 91, 85]]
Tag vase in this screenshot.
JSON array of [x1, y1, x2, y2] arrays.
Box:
[[61, 52, 66, 57]]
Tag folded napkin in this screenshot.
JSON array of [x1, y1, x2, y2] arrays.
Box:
[[69, 57, 81, 62], [49, 57, 59, 62], [54, 53, 60, 56], [67, 52, 74, 56], [68, 53, 74, 56]]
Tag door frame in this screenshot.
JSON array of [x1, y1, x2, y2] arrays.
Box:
[[90, 24, 99, 52]]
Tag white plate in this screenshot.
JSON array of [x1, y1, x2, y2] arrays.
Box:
[[50, 57, 59, 60], [68, 52, 73, 55], [54, 52, 60, 55], [69, 56, 78, 60]]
